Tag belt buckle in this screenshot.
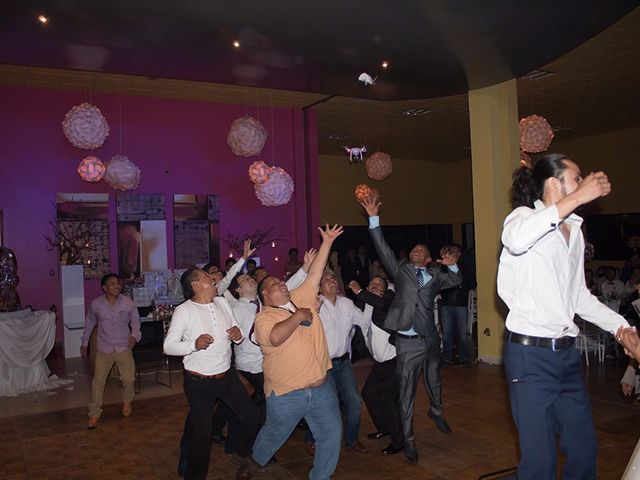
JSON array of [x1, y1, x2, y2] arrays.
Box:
[[551, 338, 559, 351]]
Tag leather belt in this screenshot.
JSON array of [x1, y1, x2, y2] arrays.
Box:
[[185, 369, 228, 379], [507, 331, 575, 351], [396, 332, 425, 340], [331, 352, 350, 362]]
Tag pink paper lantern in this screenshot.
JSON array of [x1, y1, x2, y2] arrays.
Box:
[[77, 156, 106, 183], [519, 114, 554, 153], [227, 116, 268, 157], [104, 155, 141, 191], [254, 167, 294, 206], [248, 161, 272, 184], [62, 102, 110, 149], [365, 151, 393, 181]]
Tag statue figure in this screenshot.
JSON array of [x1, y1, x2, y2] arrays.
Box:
[[0, 246, 21, 311]]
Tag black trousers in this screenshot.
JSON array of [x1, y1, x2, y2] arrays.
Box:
[[395, 337, 442, 444], [181, 367, 260, 480], [361, 357, 404, 448], [224, 370, 266, 454]]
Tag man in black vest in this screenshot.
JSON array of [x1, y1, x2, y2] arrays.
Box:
[[360, 197, 461, 464]]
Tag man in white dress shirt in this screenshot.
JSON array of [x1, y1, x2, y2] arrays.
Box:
[[498, 153, 630, 480], [306, 272, 368, 452], [164, 267, 263, 480]]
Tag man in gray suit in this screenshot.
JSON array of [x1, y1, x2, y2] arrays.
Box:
[[360, 197, 462, 464]]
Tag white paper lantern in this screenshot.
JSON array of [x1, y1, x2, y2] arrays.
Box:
[[62, 102, 110, 149], [77, 156, 106, 183], [254, 167, 294, 206], [248, 160, 272, 184], [519, 115, 554, 153], [227, 116, 268, 157], [104, 155, 141, 191], [365, 151, 393, 181]]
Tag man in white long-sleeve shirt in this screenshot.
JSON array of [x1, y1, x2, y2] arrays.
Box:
[[308, 272, 368, 451], [497, 153, 630, 480], [164, 267, 263, 480]]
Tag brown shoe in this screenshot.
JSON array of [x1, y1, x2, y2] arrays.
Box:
[[87, 416, 99, 429], [347, 440, 367, 453], [232, 455, 265, 476], [122, 402, 132, 417]]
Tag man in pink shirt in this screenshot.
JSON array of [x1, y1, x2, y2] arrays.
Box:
[[81, 273, 140, 429]]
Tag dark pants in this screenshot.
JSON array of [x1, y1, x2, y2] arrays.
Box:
[[504, 341, 597, 480], [225, 370, 266, 454], [395, 336, 442, 444], [441, 305, 470, 362], [181, 367, 260, 480], [361, 357, 404, 448]]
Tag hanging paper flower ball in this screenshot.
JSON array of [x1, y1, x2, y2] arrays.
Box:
[[248, 160, 272, 185], [519, 150, 532, 168], [227, 116, 268, 157], [62, 102, 110, 149], [104, 155, 141, 191], [366, 151, 393, 181], [254, 167, 294, 206], [77, 156, 106, 183], [519, 115, 554, 153], [354, 183, 379, 203]]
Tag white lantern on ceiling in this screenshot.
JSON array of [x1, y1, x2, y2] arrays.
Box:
[[104, 155, 141, 191], [62, 102, 110, 149]]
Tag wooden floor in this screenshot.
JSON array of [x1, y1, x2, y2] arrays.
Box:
[[0, 357, 638, 479]]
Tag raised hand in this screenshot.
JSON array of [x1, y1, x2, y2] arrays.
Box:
[[303, 248, 318, 271], [243, 239, 256, 259], [437, 245, 461, 266], [572, 171, 611, 206], [318, 224, 344, 243], [348, 280, 361, 294], [195, 333, 214, 350], [360, 196, 381, 217]]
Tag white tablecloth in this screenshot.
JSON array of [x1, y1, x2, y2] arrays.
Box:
[[0, 309, 56, 397]]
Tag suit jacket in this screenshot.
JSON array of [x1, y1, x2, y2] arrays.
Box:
[[369, 226, 461, 347]]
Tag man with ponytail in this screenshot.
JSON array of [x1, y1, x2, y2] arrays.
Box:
[[498, 153, 633, 479]]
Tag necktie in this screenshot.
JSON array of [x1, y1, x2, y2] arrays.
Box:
[[250, 299, 261, 313], [416, 268, 425, 288]]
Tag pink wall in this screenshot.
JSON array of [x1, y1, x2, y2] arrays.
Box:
[[0, 86, 319, 342]]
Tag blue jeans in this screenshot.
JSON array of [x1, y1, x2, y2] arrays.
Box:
[[504, 341, 597, 480], [307, 357, 362, 447], [441, 305, 470, 362], [252, 379, 342, 480]]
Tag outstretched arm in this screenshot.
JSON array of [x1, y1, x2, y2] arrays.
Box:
[[306, 224, 343, 291], [360, 197, 400, 277], [217, 240, 255, 295]]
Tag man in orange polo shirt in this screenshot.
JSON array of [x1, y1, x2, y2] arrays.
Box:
[[246, 224, 343, 480]]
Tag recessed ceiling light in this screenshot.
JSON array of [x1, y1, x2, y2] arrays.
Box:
[[381, 60, 389, 69], [402, 108, 431, 116], [37, 14, 48, 24], [521, 69, 554, 80], [232, 40, 240, 48]]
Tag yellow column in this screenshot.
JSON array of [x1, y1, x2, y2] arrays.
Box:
[[468, 79, 519, 363]]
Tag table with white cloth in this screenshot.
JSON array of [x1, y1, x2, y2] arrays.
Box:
[[0, 309, 56, 397]]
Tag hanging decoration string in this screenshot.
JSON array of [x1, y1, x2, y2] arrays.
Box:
[[118, 85, 123, 154], [270, 92, 276, 166]]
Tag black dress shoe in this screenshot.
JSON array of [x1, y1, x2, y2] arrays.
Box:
[[404, 441, 418, 464], [428, 409, 452, 434], [367, 431, 390, 440], [382, 443, 404, 455], [212, 431, 227, 444]]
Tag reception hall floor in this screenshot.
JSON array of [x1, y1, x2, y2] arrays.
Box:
[[0, 351, 638, 479]]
